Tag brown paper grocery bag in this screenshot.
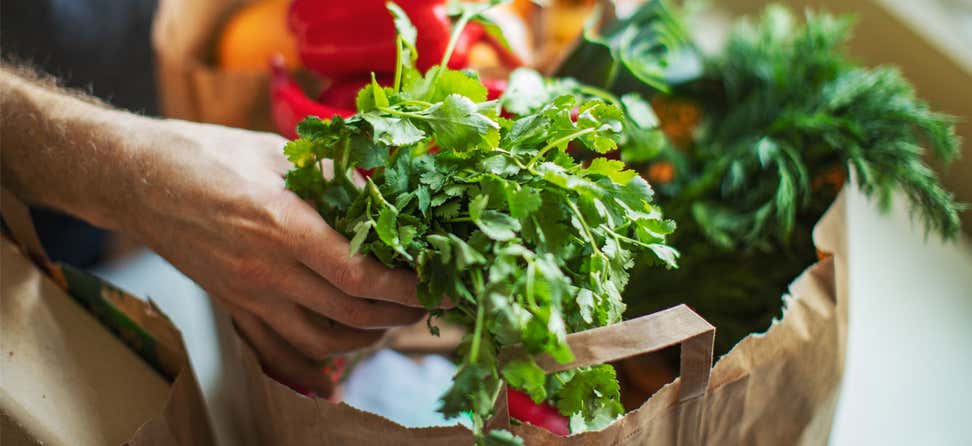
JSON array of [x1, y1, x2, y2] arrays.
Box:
[[513, 191, 848, 445], [226, 190, 847, 445], [229, 303, 714, 446], [152, 0, 274, 130], [0, 192, 215, 446]]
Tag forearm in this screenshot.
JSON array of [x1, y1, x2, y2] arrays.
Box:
[[0, 68, 427, 395], [0, 65, 158, 231]]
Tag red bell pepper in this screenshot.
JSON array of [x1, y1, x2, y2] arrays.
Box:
[[507, 388, 570, 436], [287, 0, 523, 78], [289, 0, 451, 77], [272, 2, 520, 139], [317, 75, 392, 111], [270, 57, 354, 140], [482, 77, 507, 101]]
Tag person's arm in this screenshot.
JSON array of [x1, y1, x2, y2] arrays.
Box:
[[1, 65, 426, 394]]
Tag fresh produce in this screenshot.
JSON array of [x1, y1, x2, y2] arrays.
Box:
[[270, 60, 354, 140], [554, 0, 689, 97], [506, 388, 569, 436], [287, 0, 524, 77], [272, 0, 524, 144], [556, 1, 965, 355], [217, 0, 299, 70], [288, 0, 452, 76], [281, 3, 677, 443], [533, 0, 597, 71]]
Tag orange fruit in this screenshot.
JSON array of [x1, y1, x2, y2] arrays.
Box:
[[217, 0, 299, 71], [646, 161, 675, 185]]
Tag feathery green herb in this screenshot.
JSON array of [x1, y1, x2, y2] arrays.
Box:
[[674, 5, 963, 248], [556, 3, 964, 355]]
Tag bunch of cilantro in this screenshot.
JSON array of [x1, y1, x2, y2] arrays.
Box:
[[281, 3, 677, 444]]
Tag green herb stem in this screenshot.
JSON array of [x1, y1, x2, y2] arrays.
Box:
[[394, 36, 404, 93], [379, 107, 429, 121], [528, 128, 597, 167], [470, 293, 485, 363], [438, 13, 475, 74], [567, 201, 606, 260]]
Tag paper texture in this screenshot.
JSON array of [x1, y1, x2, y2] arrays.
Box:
[[227, 191, 847, 445], [153, 0, 274, 130], [0, 238, 170, 446], [0, 233, 216, 446]]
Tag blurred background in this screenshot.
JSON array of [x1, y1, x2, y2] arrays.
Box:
[[715, 0, 972, 233], [681, 3, 972, 443]]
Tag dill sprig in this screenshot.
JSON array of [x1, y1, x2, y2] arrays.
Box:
[[676, 6, 963, 249], [556, 3, 965, 354]]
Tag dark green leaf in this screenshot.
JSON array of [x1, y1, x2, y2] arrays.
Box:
[[502, 359, 547, 403]]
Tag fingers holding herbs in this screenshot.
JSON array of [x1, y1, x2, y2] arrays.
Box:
[[120, 119, 431, 393], [218, 292, 387, 357], [229, 307, 339, 397]]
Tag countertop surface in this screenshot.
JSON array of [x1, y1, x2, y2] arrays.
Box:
[[829, 189, 972, 445]]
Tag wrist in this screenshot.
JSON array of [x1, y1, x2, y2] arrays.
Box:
[[78, 110, 154, 231], [0, 66, 196, 242], [78, 112, 189, 236]]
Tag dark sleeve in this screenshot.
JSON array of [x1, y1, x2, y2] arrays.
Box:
[[1, 0, 160, 267]]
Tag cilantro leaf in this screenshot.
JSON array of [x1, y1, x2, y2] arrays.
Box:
[[347, 134, 389, 169], [425, 94, 500, 150], [551, 365, 623, 430], [280, 25, 679, 444], [584, 158, 638, 185], [438, 362, 498, 420], [501, 359, 547, 403], [475, 210, 520, 241], [348, 220, 374, 256], [387, 2, 417, 49], [362, 113, 425, 146], [424, 68, 489, 103], [620, 93, 658, 129], [506, 187, 542, 220], [501, 68, 549, 115], [283, 139, 315, 167]]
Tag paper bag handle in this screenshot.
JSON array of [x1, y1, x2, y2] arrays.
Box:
[[502, 304, 714, 401], [497, 304, 714, 444]]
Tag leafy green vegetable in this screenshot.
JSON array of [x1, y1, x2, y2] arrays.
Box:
[[557, 3, 964, 355], [282, 3, 676, 444], [674, 6, 964, 247], [501, 67, 671, 166], [554, 0, 690, 94], [552, 364, 624, 434]]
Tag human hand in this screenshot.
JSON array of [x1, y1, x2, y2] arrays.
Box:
[[0, 66, 428, 394], [116, 119, 432, 394]]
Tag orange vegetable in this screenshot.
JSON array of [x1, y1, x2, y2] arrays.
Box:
[[651, 96, 702, 148], [645, 161, 675, 185], [813, 165, 846, 192], [218, 0, 299, 71]]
